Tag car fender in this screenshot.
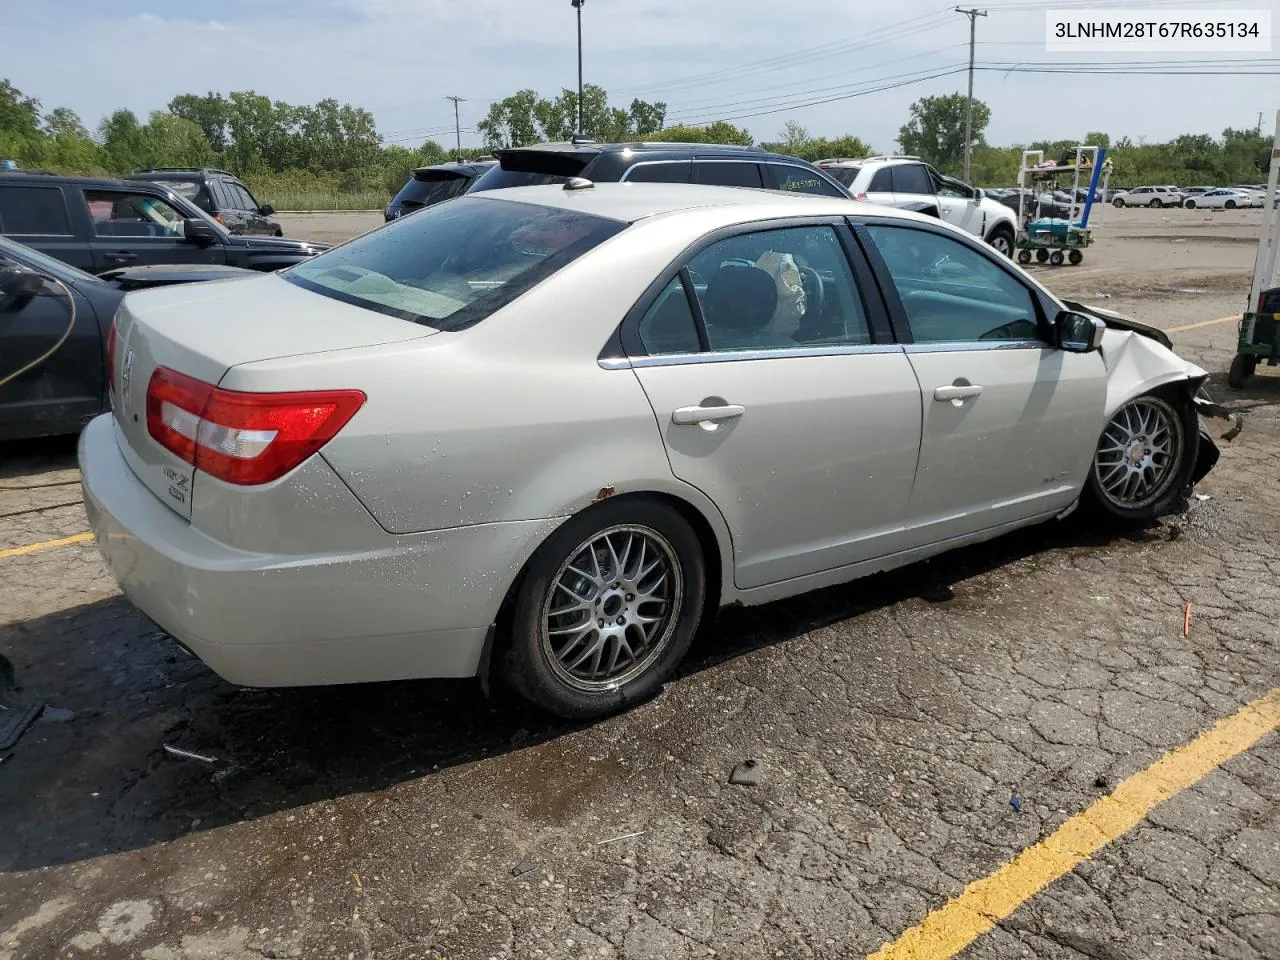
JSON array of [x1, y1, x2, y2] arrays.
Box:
[[1098, 328, 1207, 418], [979, 198, 1016, 234]]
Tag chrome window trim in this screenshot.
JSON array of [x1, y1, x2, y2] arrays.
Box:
[[903, 339, 1046, 354], [601, 342, 904, 370]]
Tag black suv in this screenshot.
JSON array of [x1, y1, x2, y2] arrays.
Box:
[[0, 172, 325, 274], [127, 168, 282, 236], [469, 141, 852, 197], [386, 161, 495, 221]]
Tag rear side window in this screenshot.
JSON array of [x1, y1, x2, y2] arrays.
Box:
[[285, 196, 625, 330], [638, 277, 701, 354], [209, 180, 232, 210], [162, 180, 203, 202], [0, 186, 72, 235], [624, 161, 691, 183], [766, 164, 845, 197], [868, 168, 893, 192], [231, 183, 258, 210], [891, 164, 933, 196], [395, 175, 472, 210], [470, 166, 570, 192], [694, 162, 763, 189], [826, 166, 860, 187]]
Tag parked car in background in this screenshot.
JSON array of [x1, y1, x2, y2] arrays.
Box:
[[79, 182, 1220, 719], [468, 141, 852, 199], [385, 161, 495, 221], [984, 188, 1072, 221], [0, 172, 325, 274], [127, 168, 282, 236], [818, 156, 1018, 256], [1181, 186, 1217, 199], [1228, 185, 1266, 207], [0, 234, 252, 441], [1111, 186, 1185, 208], [1182, 188, 1252, 210]]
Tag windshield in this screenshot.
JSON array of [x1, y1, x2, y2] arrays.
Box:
[[0, 235, 99, 284], [469, 166, 571, 192], [285, 196, 625, 329]]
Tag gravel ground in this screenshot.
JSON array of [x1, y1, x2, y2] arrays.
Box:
[[0, 205, 1276, 960]]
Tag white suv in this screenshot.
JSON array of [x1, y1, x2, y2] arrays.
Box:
[[1111, 186, 1184, 208], [819, 156, 1018, 257]]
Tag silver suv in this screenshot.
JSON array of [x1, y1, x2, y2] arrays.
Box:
[[1111, 186, 1185, 208], [818, 156, 1018, 257]]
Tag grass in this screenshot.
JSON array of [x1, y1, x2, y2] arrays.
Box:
[[257, 190, 390, 212]]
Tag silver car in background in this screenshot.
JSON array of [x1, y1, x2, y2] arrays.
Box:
[[80, 183, 1219, 718]]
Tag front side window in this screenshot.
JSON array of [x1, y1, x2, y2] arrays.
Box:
[[868, 168, 893, 192], [0, 186, 72, 236], [864, 225, 1040, 344], [624, 162, 691, 184], [85, 190, 186, 238], [285, 196, 625, 330], [766, 165, 845, 197], [681, 225, 871, 352]]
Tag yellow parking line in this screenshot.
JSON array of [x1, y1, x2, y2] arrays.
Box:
[[866, 688, 1280, 960], [1165, 314, 1238, 334], [0, 532, 94, 560]]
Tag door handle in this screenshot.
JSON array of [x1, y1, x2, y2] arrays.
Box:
[[934, 384, 983, 401], [103, 252, 137, 264], [672, 404, 745, 425]]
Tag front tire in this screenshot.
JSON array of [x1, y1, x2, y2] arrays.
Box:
[[1150, 198, 1163, 209], [1228, 352, 1256, 388], [1225, 200, 1236, 210], [1086, 390, 1199, 525], [1113, 198, 1126, 207], [502, 498, 706, 719], [987, 225, 1014, 258]]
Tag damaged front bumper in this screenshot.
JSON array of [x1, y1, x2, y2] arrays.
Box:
[[1190, 389, 1242, 485]]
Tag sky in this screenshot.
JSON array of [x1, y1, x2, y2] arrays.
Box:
[[4, 0, 1277, 153]]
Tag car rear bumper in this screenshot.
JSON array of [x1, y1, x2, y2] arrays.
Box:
[[78, 414, 558, 688]]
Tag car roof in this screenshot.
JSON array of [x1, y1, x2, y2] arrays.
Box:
[[0, 170, 178, 191], [466, 181, 932, 227], [496, 141, 799, 160]]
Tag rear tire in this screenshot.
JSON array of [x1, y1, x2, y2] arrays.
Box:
[[1184, 200, 1196, 209], [501, 498, 706, 719], [1225, 200, 1236, 210], [1017, 249, 1032, 265], [1068, 249, 1083, 265], [1049, 250, 1065, 266], [1036, 248, 1050, 263], [1085, 389, 1199, 525], [1228, 352, 1256, 388]]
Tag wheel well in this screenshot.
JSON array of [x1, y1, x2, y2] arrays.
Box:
[[988, 221, 1014, 238], [483, 491, 725, 689]]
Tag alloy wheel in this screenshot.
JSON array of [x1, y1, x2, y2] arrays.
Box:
[[540, 525, 683, 692], [1093, 396, 1184, 510]]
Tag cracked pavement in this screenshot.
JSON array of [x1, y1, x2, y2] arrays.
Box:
[[1, 212, 1277, 960]]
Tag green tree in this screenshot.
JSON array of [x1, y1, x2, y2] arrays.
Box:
[[761, 124, 872, 161], [98, 109, 147, 171], [628, 98, 666, 137], [1084, 131, 1111, 150], [648, 122, 753, 146], [477, 89, 540, 149], [0, 79, 41, 138], [43, 106, 89, 141], [140, 111, 214, 168], [898, 93, 990, 176], [168, 93, 230, 152]]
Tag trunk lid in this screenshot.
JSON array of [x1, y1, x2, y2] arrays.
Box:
[[111, 272, 434, 520]]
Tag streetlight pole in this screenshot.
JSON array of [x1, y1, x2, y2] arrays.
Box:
[[571, 0, 585, 137], [956, 6, 987, 183], [445, 95, 465, 161]]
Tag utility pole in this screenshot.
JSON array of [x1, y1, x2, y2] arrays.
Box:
[[1259, 111, 1266, 134], [571, 0, 585, 137], [956, 6, 987, 183], [445, 96, 465, 161]]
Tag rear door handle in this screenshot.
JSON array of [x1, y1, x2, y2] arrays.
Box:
[[103, 252, 137, 264], [934, 384, 983, 401], [672, 404, 745, 425]]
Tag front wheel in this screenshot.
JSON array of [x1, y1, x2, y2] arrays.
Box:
[[987, 226, 1014, 258], [1225, 200, 1236, 210], [502, 498, 706, 719], [1228, 352, 1256, 388], [1017, 249, 1032, 265], [1049, 250, 1065, 266], [1086, 391, 1199, 524], [1113, 198, 1126, 207]]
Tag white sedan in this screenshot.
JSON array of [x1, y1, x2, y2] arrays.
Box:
[[79, 183, 1223, 718], [1183, 189, 1254, 210]]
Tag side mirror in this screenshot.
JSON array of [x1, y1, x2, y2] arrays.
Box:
[[0, 263, 45, 298], [1055, 310, 1106, 352], [259, 204, 275, 216], [183, 218, 218, 245], [973, 187, 984, 200]]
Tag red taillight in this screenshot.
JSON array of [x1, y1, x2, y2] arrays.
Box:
[[854, 192, 868, 201], [106, 317, 118, 397], [145, 366, 365, 485]]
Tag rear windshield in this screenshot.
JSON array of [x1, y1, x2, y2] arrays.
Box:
[[391, 174, 471, 210], [162, 180, 201, 200], [469, 166, 572, 192], [826, 166, 860, 187], [284, 196, 625, 330]]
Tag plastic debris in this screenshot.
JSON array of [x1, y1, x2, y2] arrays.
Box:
[[40, 706, 75, 723], [596, 831, 645, 846], [163, 744, 216, 764], [511, 861, 538, 878], [1194, 493, 1211, 501], [729, 758, 762, 786], [1009, 789, 1023, 813], [1183, 602, 1192, 638]]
